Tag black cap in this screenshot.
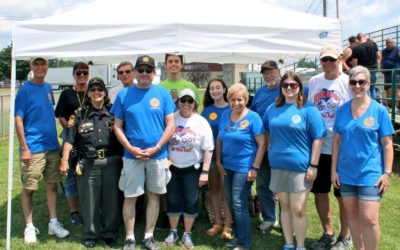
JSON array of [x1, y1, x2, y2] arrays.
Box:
[[260, 60, 278, 73], [88, 77, 106, 89], [135, 55, 155, 69]]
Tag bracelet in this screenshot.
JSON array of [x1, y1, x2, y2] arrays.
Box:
[[155, 144, 161, 151], [251, 166, 259, 171], [309, 163, 318, 169], [201, 170, 209, 174], [384, 170, 392, 177]]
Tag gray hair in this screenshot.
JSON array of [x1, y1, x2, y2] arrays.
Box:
[[348, 66, 370, 81]]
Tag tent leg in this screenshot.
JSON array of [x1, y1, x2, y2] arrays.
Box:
[[6, 59, 17, 250]]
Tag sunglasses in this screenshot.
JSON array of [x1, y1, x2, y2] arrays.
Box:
[[89, 87, 105, 92], [179, 97, 195, 104], [281, 82, 299, 89], [75, 70, 89, 76], [136, 67, 153, 74], [321, 57, 337, 62], [117, 69, 132, 75], [349, 79, 368, 86]]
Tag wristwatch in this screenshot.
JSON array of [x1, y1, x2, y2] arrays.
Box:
[[384, 170, 392, 177]]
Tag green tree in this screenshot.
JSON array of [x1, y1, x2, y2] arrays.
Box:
[[297, 58, 317, 68], [0, 45, 30, 82]]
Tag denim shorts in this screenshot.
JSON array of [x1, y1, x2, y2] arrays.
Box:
[[340, 183, 382, 202]]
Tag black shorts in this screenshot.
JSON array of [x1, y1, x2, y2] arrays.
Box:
[[311, 154, 341, 197]]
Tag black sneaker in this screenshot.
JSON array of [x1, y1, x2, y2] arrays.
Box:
[[330, 236, 353, 250], [71, 211, 83, 226], [123, 239, 136, 250], [143, 237, 161, 250], [102, 237, 116, 247], [311, 233, 336, 250]]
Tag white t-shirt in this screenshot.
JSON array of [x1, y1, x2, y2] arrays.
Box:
[[307, 72, 352, 155], [169, 112, 214, 168]]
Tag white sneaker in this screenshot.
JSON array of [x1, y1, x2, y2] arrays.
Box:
[[48, 221, 70, 238], [24, 226, 39, 244], [257, 220, 279, 233]]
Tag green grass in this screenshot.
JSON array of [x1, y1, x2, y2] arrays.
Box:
[[1, 135, 400, 249]]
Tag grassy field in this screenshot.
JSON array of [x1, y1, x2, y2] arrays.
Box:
[[1, 87, 400, 249]]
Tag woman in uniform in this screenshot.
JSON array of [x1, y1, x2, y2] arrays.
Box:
[[60, 77, 122, 248]]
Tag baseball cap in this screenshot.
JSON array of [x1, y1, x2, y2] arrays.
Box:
[[260, 60, 278, 73], [135, 55, 155, 69], [31, 57, 48, 64], [178, 88, 196, 101], [320, 44, 342, 59], [88, 77, 106, 89]]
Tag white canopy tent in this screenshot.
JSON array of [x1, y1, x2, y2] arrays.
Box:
[[7, 0, 341, 248]]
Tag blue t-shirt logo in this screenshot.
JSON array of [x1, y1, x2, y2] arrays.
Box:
[[363, 117, 375, 128], [291, 115, 301, 124], [150, 98, 161, 109], [209, 112, 217, 120], [240, 119, 249, 129]]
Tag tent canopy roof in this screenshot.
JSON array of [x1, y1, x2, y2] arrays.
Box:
[[12, 0, 341, 64]]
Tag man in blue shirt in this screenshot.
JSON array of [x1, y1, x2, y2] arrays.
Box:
[[250, 60, 280, 232], [111, 55, 175, 250], [15, 57, 70, 245], [381, 38, 400, 108]]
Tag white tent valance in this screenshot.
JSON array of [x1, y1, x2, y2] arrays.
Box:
[[12, 0, 341, 64]]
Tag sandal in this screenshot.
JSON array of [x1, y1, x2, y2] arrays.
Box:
[[207, 224, 223, 236], [221, 226, 234, 240]]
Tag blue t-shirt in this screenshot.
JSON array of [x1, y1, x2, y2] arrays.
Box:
[[15, 81, 59, 153], [250, 86, 280, 118], [264, 102, 326, 172], [333, 100, 394, 186], [218, 109, 265, 173], [110, 84, 175, 159], [201, 104, 230, 143]]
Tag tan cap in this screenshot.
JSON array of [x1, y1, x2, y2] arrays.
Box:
[[320, 44, 341, 59], [30, 57, 48, 63]]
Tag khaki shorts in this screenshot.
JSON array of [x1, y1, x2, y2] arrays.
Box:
[[20, 151, 61, 190], [119, 157, 168, 197]]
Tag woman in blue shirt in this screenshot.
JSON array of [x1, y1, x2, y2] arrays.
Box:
[[331, 66, 394, 250], [216, 83, 266, 250], [201, 79, 233, 240], [263, 71, 326, 250]]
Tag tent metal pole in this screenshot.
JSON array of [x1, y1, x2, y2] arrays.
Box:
[[6, 58, 17, 250]]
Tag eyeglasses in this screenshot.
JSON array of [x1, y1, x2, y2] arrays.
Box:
[[117, 69, 132, 75], [349, 79, 368, 86], [89, 87, 105, 92], [136, 67, 153, 74], [179, 97, 195, 104], [281, 82, 299, 89], [75, 70, 89, 76], [321, 57, 337, 62]]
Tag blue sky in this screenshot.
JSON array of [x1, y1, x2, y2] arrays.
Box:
[[1, 0, 399, 49]]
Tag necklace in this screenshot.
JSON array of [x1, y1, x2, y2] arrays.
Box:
[[75, 90, 86, 107], [226, 110, 247, 131]]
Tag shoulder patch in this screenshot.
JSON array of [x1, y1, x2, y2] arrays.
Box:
[[67, 114, 77, 127]]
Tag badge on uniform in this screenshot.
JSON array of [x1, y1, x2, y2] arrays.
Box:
[[78, 122, 94, 133], [67, 114, 77, 127]]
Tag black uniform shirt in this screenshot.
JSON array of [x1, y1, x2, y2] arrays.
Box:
[[62, 105, 121, 155]]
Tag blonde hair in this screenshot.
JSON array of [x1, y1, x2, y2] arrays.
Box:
[[227, 83, 249, 104]]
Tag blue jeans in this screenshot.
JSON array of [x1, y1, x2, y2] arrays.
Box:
[[224, 169, 253, 249], [256, 153, 276, 222], [65, 168, 78, 198], [369, 70, 378, 98], [167, 166, 201, 218]]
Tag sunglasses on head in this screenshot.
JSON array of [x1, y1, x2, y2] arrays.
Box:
[[89, 87, 105, 92], [75, 70, 89, 76], [281, 82, 299, 89], [179, 97, 195, 104], [321, 57, 337, 62], [349, 79, 368, 86], [117, 69, 132, 75], [136, 67, 153, 74]]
